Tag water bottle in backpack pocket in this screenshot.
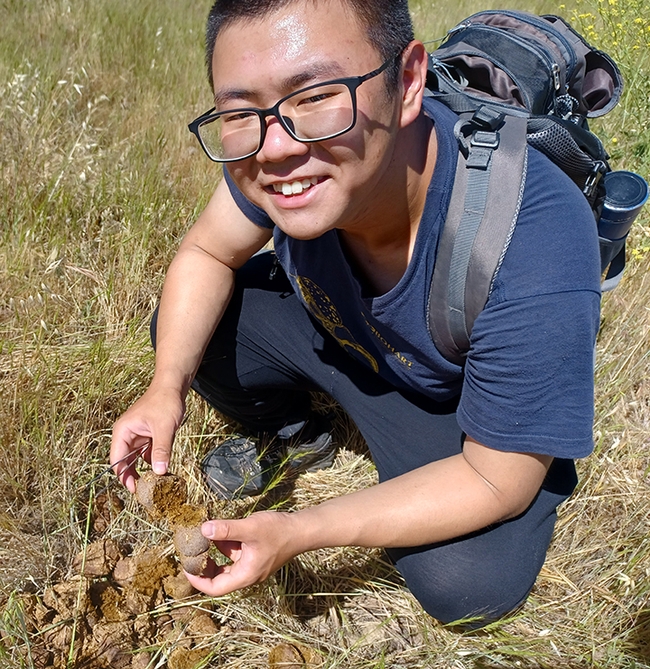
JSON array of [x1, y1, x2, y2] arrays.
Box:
[[598, 170, 649, 291]]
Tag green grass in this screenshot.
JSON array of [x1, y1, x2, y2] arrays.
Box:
[[1, 0, 650, 667]]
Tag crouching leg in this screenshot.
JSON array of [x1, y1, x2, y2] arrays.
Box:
[[387, 458, 577, 626]]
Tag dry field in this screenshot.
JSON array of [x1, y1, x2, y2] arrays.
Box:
[[1, 0, 649, 667]]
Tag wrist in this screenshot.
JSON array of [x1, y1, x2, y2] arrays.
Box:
[[149, 368, 193, 399], [288, 501, 346, 554]]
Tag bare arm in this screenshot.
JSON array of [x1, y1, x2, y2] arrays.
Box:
[[295, 438, 551, 548], [185, 438, 552, 596], [150, 179, 272, 402], [111, 179, 272, 491]]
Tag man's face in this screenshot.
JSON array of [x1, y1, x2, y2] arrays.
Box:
[[210, 0, 404, 240]]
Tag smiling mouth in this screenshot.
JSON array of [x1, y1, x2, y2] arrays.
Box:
[[271, 176, 320, 197]]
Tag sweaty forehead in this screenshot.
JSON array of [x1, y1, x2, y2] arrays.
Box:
[[270, 10, 309, 59], [212, 0, 373, 66], [211, 1, 376, 99]]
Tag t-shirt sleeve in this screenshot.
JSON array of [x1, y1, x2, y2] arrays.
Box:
[[456, 148, 602, 459], [457, 289, 600, 458], [223, 169, 275, 229]]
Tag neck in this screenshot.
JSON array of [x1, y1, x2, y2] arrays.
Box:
[[339, 112, 437, 295]]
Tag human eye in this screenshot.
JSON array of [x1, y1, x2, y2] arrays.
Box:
[[294, 85, 344, 108], [221, 110, 258, 124], [301, 92, 336, 104]]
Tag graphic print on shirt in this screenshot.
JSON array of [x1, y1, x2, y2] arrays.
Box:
[[293, 275, 379, 372], [362, 313, 414, 369]]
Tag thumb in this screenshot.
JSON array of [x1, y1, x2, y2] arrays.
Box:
[[202, 519, 237, 542], [151, 421, 178, 475], [150, 425, 175, 475], [202, 520, 242, 560]]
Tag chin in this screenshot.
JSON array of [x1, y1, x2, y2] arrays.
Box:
[[278, 226, 330, 241], [272, 215, 337, 241]]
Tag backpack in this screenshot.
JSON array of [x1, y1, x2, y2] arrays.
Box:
[[424, 10, 643, 366]]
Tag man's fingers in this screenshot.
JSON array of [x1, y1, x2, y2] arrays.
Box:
[[151, 455, 168, 475], [150, 424, 175, 475], [111, 432, 145, 489], [184, 560, 254, 598], [201, 522, 244, 561], [202, 520, 240, 544], [109, 388, 185, 489]]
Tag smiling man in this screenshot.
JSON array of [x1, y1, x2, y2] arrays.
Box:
[[111, 0, 600, 625]]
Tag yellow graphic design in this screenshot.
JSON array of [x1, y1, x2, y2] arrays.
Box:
[[294, 275, 379, 372], [363, 315, 414, 368]]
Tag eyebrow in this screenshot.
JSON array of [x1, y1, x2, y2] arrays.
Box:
[[213, 61, 347, 107]]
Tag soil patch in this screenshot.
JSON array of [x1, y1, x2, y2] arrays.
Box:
[[10, 471, 217, 668], [14, 540, 216, 668]]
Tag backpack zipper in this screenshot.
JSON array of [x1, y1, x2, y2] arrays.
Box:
[[465, 10, 578, 87], [450, 22, 562, 112], [446, 21, 471, 37], [551, 63, 561, 91]]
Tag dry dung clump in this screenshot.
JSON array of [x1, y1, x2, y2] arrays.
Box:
[[269, 642, 319, 668], [168, 646, 212, 669], [72, 538, 122, 578], [136, 470, 188, 521], [14, 540, 218, 669], [92, 491, 125, 535], [136, 472, 210, 576], [3, 467, 323, 669]]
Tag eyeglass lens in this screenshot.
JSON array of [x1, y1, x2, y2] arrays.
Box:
[[198, 83, 355, 161]]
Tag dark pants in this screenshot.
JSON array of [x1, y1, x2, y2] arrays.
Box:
[[153, 252, 577, 625]]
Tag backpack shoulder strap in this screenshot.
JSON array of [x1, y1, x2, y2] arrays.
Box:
[[428, 109, 529, 365]]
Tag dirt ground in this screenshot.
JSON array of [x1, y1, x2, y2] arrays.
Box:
[[8, 473, 318, 668], [14, 472, 219, 668]]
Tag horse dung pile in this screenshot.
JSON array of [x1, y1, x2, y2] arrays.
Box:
[[12, 472, 217, 668], [135, 471, 210, 576]]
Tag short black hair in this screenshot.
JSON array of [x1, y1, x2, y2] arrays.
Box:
[[204, 0, 414, 94]]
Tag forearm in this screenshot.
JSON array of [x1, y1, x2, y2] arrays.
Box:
[[150, 246, 236, 398], [187, 441, 551, 598], [147, 178, 272, 399], [292, 443, 551, 551]]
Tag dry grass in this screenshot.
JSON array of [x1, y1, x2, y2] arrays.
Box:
[[1, 0, 650, 667]]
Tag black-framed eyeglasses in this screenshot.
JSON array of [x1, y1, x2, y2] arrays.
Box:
[[188, 53, 397, 163]]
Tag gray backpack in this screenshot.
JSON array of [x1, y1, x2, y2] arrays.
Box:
[[425, 10, 635, 365]]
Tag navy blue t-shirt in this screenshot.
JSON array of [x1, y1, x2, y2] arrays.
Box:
[[224, 97, 601, 459]]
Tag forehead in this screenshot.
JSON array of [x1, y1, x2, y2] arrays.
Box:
[[211, 0, 380, 100]]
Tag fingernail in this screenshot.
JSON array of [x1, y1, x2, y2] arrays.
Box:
[[153, 461, 167, 475], [202, 521, 214, 538]]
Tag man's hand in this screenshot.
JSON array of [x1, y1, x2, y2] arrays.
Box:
[[184, 512, 302, 597], [110, 385, 185, 493]]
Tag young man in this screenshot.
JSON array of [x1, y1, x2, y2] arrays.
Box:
[[111, 0, 601, 624]]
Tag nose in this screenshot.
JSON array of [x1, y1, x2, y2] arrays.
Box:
[[256, 115, 309, 163]]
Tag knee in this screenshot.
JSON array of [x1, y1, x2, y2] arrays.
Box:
[[408, 573, 529, 627], [388, 547, 534, 626]]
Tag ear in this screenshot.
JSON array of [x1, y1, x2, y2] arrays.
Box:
[[398, 40, 429, 129]]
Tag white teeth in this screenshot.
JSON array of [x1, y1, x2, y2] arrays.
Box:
[[272, 177, 320, 196]]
